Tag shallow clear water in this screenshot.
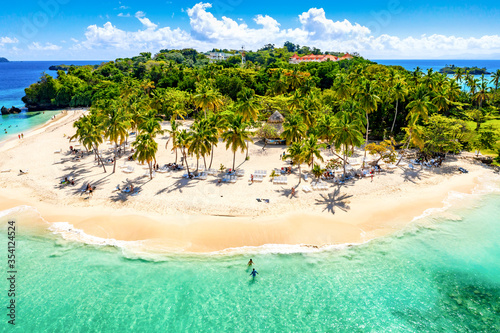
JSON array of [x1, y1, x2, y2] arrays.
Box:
[[0, 190, 499, 332], [0, 110, 56, 142]]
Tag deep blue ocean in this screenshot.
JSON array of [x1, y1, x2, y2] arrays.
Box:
[[0, 61, 104, 141], [373, 59, 500, 73], [0, 60, 105, 109]]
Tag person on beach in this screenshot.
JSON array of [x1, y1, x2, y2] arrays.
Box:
[[248, 259, 254, 266], [291, 187, 295, 197], [21, 133, 23, 139], [251, 174, 254, 183], [250, 268, 259, 278], [18, 134, 20, 139]]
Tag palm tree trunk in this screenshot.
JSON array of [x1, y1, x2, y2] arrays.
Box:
[[95, 146, 106, 173], [232, 151, 236, 171], [298, 164, 302, 185], [113, 144, 117, 173], [396, 134, 412, 166], [391, 99, 399, 133], [343, 145, 347, 176], [363, 113, 370, 167], [175, 149, 178, 164], [183, 149, 190, 177], [209, 144, 214, 168], [149, 161, 153, 180], [196, 158, 199, 172], [203, 156, 207, 169], [246, 140, 249, 158]]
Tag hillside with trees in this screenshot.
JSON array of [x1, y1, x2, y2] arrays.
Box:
[[22, 42, 500, 167]]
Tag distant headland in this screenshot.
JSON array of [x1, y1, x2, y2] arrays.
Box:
[[439, 65, 490, 75], [0, 57, 9, 63], [49, 64, 99, 71]]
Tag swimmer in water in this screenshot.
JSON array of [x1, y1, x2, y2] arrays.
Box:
[[248, 259, 254, 266], [250, 268, 259, 278]]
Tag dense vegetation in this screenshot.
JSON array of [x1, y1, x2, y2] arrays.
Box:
[[49, 64, 100, 71], [440, 65, 490, 75], [0, 57, 8, 63], [23, 43, 500, 174]]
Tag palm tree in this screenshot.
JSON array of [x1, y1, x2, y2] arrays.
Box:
[[165, 120, 180, 163], [396, 112, 425, 166], [406, 87, 435, 121], [491, 69, 500, 91], [235, 88, 260, 122], [72, 113, 107, 172], [302, 134, 325, 168], [431, 88, 453, 114], [311, 164, 325, 182], [454, 67, 464, 83], [104, 106, 130, 173], [356, 81, 380, 165], [193, 83, 223, 119], [207, 112, 227, 169], [133, 133, 158, 179], [283, 142, 306, 185], [188, 119, 215, 171], [282, 113, 307, 144], [390, 81, 408, 133], [176, 129, 191, 176], [473, 79, 490, 109], [331, 111, 365, 175], [221, 115, 253, 171]]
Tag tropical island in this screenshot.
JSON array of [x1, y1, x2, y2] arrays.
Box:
[[439, 65, 490, 75], [0, 57, 9, 63], [0, 41, 499, 251]]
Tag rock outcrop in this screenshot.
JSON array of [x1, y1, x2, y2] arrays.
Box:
[[1, 106, 22, 115]]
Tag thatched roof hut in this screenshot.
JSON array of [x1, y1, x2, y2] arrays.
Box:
[[267, 111, 285, 135]]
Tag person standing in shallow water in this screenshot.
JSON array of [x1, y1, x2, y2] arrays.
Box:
[[248, 259, 254, 266], [250, 268, 259, 278]]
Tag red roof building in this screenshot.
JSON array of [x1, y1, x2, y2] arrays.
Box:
[[289, 53, 353, 64], [289, 54, 338, 64]]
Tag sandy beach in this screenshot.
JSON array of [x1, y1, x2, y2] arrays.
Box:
[[0, 109, 497, 253]]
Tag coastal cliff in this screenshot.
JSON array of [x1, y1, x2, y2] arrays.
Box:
[[0, 57, 9, 63]]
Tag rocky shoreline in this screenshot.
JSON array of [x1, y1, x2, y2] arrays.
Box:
[[1, 106, 22, 115]]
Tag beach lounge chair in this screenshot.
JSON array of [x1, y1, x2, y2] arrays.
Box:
[[1, 169, 11, 173], [302, 185, 312, 193], [19, 169, 29, 174], [142, 171, 156, 178], [122, 166, 134, 173], [458, 167, 468, 174]]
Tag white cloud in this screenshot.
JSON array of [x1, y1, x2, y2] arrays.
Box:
[[70, 38, 79, 43], [118, 13, 131, 17], [135, 11, 157, 30], [0, 37, 18, 46], [298, 8, 370, 40], [70, 3, 500, 59], [119, 5, 129, 9], [28, 42, 62, 51]]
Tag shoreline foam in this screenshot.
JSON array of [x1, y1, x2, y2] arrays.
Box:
[[1, 177, 498, 256]]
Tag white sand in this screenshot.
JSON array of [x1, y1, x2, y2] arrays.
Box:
[[0, 109, 497, 252]]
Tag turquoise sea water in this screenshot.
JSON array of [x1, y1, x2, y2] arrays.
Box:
[[0, 188, 499, 332], [0, 111, 56, 142]]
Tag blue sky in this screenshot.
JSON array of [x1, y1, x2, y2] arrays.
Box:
[[0, 0, 499, 60]]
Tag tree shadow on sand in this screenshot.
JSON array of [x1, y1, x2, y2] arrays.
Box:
[[314, 187, 352, 214]]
